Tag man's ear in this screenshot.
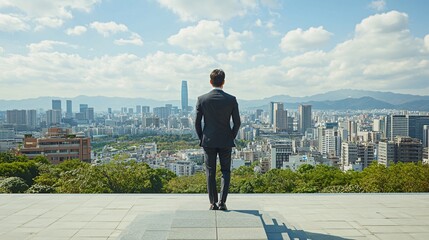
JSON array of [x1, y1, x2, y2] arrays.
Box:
[[210, 79, 213, 85]]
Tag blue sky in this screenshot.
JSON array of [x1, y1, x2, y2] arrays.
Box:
[[1, 0, 429, 100]]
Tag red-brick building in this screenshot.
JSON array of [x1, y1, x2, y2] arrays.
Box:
[[19, 128, 91, 164]]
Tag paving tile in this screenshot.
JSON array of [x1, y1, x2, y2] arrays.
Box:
[[47, 221, 88, 229], [366, 225, 405, 234], [171, 218, 216, 228], [217, 227, 267, 240], [216, 217, 263, 228], [174, 210, 215, 219], [375, 233, 414, 240], [411, 233, 429, 240], [22, 218, 58, 228], [325, 229, 365, 237], [141, 230, 169, 240], [167, 227, 216, 240], [74, 229, 114, 237], [216, 210, 260, 219], [84, 221, 120, 229], [356, 218, 397, 226], [35, 229, 79, 237], [316, 221, 355, 229], [266, 232, 292, 240]]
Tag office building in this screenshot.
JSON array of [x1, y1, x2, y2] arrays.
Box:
[[153, 107, 169, 123], [284, 155, 316, 171], [52, 100, 61, 111], [168, 161, 195, 176], [298, 104, 312, 134], [256, 109, 263, 120], [270, 140, 293, 169], [143, 117, 160, 128], [423, 125, 429, 148], [341, 142, 375, 170], [408, 115, 429, 142], [79, 104, 88, 119], [385, 115, 408, 141], [269, 102, 276, 125], [86, 108, 94, 121], [19, 128, 91, 164], [66, 100, 73, 118], [27, 110, 37, 129], [46, 109, 61, 126], [394, 136, 422, 164], [181, 80, 188, 114], [378, 137, 423, 166], [378, 140, 395, 166], [347, 121, 358, 142], [318, 126, 341, 157], [6, 109, 27, 125], [142, 106, 150, 114], [136, 105, 142, 114], [273, 102, 287, 133]]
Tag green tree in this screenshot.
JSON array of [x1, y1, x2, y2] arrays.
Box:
[[0, 161, 39, 185], [166, 172, 206, 193], [99, 161, 163, 193], [359, 162, 389, 192], [0, 177, 29, 193]]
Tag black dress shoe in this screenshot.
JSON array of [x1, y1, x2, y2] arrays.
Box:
[[218, 202, 227, 211], [209, 204, 219, 210]]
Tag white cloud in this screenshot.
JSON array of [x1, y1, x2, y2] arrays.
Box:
[[425, 35, 429, 52], [0, 49, 218, 100], [0, 0, 100, 29], [369, 0, 386, 11], [90, 21, 129, 37], [280, 26, 332, 52], [355, 11, 408, 36], [225, 29, 252, 50], [276, 11, 429, 95], [0, 13, 29, 32], [168, 20, 251, 51], [168, 20, 224, 51], [1, 10, 428, 100], [256, 19, 280, 36], [27, 40, 69, 53], [0, 46, 3, 54], [157, 0, 275, 21], [66, 25, 87, 36], [114, 33, 144, 46], [217, 51, 246, 62], [34, 17, 63, 31]]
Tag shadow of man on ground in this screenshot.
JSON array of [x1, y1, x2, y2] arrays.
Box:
[[232, 210, 352, 240]]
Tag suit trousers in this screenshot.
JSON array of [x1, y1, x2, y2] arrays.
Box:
[[203, 147, 232, 204]]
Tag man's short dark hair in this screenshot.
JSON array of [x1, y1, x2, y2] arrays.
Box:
[[210, 69, 225, 87]]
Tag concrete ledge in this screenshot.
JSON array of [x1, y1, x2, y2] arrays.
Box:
[[0, 194, 429, 239]]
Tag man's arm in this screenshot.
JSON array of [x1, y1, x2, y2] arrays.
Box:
[[231, 97, 241, 139], [195, 97, 203, 142]]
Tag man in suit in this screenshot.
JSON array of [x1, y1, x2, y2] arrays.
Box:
[[195, 69, 241, 211]]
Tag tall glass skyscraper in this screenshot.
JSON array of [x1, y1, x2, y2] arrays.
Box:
[[181, 80, 188, 113], [66, 100, 73, 118], [52, 100, 61, 111], [299, 104, 312, 134]]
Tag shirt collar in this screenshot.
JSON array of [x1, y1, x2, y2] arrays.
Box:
[[212, 87, 223, 91]]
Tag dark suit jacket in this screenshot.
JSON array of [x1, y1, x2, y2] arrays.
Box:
[[195, 89, 241, 148]]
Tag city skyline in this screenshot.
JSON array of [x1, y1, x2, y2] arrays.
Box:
[[1, 0, 429, 100]]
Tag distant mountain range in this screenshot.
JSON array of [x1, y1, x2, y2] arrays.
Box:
[[1, 89, 429, 112]]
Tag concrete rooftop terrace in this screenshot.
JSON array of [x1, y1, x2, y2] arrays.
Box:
[[0, 194, 429, 240]]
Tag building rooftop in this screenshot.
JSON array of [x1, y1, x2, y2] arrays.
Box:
[[0, 194, 429, 240]]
